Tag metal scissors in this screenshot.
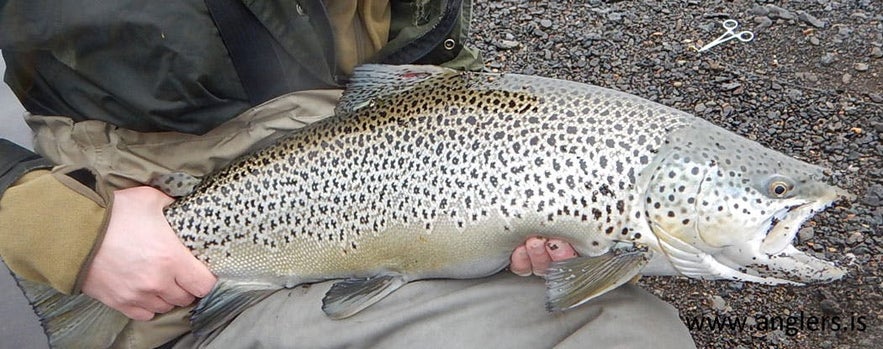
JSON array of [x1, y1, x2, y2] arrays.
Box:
[[698, 19, 754, 52]]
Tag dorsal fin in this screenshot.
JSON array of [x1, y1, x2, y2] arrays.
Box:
[[337, 65, 455, 116]]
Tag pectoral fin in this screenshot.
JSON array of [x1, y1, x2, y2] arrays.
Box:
[[190, 279, 279, 339], [544, 246, 650, 311], [322, 274, 406, 319]]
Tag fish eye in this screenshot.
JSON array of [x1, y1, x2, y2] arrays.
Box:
[[768, 180, 792, 198]]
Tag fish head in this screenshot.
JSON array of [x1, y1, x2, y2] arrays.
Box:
[[641, 121, 849, 285]]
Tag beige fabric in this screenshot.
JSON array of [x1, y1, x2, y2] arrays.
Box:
[[325, 0, 391, 75], [27, 90, 343, 200], [0, 169, 109, 294], [172, 274, 696, 349]]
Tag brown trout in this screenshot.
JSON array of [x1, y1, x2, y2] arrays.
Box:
[[19, 65, 849, 348]]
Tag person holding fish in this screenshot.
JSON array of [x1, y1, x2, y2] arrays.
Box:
[[0, 1, 697, 348]]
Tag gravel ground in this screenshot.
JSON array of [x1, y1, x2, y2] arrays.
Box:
[[468, 1, 881, 348]]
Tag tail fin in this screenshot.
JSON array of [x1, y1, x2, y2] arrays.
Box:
[[15, 277, 129, 348]]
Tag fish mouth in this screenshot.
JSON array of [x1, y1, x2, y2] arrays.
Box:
[[760, 202, 817, 255], [749, 190, 849, 284], [651, 187, 848, 285]]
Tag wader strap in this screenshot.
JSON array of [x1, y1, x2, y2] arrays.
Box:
[[204, 0, 292, 106], [0, 139, 52, 196]]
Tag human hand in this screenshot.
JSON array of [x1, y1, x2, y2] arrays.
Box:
[[81, 186, 217, 321], [510, 237, 578, 277]]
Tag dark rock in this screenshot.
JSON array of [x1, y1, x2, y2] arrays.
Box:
[[799, 227, 815, 242], [765, 5, 796, 20], [863, 185, 883, 206], [797, 11, 826, 28], [720, 82, 741, 91], [748, 5, 769, 17], [495, 40, 521, 50], [820, 299, 839, 313], [754, 16, 773, 32]]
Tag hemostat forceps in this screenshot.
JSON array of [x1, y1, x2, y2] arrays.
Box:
[[698, 19, 754, 52]]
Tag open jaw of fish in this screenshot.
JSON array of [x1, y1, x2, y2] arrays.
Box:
[[649, 189, 847, 285], [13, 64, 851, 348], [637, 120, 850, 287]]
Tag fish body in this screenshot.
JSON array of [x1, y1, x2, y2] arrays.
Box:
[[22, 65, 848, 347]]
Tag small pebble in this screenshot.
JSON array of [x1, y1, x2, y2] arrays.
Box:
[[495, 40, 521, 50], [809, 36, 820, 45], [720, 82, 741, 91], [846, 232, 864, 244], [798, 227, 815, 242], [820, 53, 837, 66], [854, 63, 869, 71], [872, 47, 883, 58], [711, 295, 727, 311], [820, 299, 838, 313], [842, 73, 852, 84]]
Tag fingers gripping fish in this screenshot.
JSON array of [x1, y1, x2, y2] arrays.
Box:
[[17, 65, 849, 348]]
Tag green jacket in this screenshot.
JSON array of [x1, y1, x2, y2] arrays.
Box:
[[0, 0, 482, 134]]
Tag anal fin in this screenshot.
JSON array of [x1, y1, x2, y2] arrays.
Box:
[[190, 279, 279, 339], [322, 274, 406, 320], [545, 245, 650, 312]]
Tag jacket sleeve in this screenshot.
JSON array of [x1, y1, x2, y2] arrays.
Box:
[[0, 145, 111, 295]]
